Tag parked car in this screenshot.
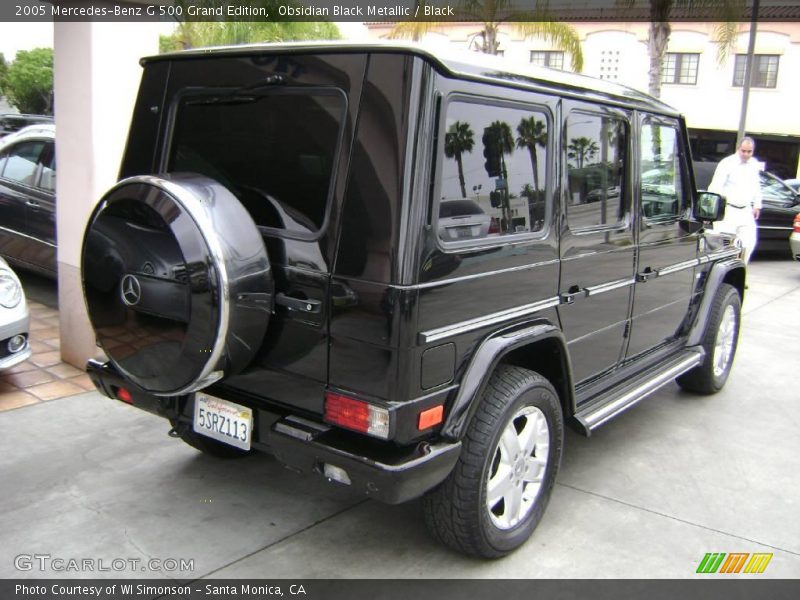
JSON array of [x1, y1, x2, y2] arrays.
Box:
[[82, 43, 740, 559], [0, 256, 31, 370], [0, 122, 56, 276], [791, 213, 800, 261], [438, 199, 491, 240], [0, 114, 53, 139], [693, 160, 800, 254], [783, 178, 800, 193]]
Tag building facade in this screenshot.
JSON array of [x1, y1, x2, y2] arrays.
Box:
[[367, 21, 800, 178]]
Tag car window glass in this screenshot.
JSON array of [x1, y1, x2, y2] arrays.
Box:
[[1, 140, 45, 186], [438, 100, 549, 243], [566, 113, 627, 230], [169, 89, 345, 235], [39, 145, 56, 192], [759, 172, 795, 203], [640, 122, 685, 220]]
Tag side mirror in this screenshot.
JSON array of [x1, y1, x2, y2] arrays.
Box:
[[694, 191, 725, 222]]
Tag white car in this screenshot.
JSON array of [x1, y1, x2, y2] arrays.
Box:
[[0, 256, 31, 369], [438, 199, 492, 241]]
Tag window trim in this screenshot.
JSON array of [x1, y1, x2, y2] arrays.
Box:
[[162, 84, 349, 242], [662, 52, 700, 86], [564, 109, 631, 234], [732, 54, 780, 89], [433, 93, 554, 253], [530, 50, 565, 70]]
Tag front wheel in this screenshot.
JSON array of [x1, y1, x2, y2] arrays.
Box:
[[677, 283, 741, 394], [422, 365, 563, 558]]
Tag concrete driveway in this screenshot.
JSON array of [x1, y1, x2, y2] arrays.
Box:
[[1, 257, 799, 580]]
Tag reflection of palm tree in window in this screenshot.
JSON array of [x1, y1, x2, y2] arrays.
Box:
[[487, 120, 514, 230], [567, 137, 599, 169], [444, 121, 475, 198], [516, 116, 547, 191]]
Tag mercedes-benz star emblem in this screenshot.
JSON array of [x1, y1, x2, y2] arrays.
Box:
[[121, 274, 142, 307]]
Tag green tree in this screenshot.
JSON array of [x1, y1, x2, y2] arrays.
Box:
[[567, 137, 599, 169], [159, 1, 340, 51], [617, 0, 743, 98], [0, 53, 8, 98], [1, 48, 53, 115], [444, 121, 476, 198], [390, 1, 584, 71], [516, 116, 547, 191]]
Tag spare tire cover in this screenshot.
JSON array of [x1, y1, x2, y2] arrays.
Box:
[[82, 173, 273, 395]]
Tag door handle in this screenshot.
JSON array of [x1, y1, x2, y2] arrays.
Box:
[[636, 268, 657, 282], [26, 200, 41, 209], [559, 285, 584, 305], [275, 292, 322, 314]]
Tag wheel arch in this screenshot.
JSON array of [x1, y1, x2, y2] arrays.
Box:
[[441, 321, 575, 441], [687, 258, 745, 347]]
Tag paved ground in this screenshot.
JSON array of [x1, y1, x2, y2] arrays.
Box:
[[1, 257, 798, 579]]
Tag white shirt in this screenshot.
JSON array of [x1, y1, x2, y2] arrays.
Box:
[[708, 153, 763, 211]]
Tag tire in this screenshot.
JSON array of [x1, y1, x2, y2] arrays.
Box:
[[422, 365, 564, 558], [172, 423, 251, 460], [677, 283, 741, 394]]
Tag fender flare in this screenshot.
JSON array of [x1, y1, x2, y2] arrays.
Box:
[[440, 321, 573, 440], [687, 258, 746, 346]]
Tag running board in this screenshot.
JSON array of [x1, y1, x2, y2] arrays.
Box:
[[574, 348, 705, 435]]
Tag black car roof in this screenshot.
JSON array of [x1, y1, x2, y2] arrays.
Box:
[[144, 41, 680, 116]]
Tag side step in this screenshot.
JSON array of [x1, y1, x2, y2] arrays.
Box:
[[574, 348, 705, 435]]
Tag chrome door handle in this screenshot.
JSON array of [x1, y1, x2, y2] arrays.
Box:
[[275, 292, 322, 314]]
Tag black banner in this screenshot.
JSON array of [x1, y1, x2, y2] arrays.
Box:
[[3, 0, 800, 23], [2, 580, 800, 600]]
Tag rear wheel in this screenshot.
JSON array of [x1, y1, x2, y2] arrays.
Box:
[[422, 365, 563, 558], [677, 283, 741, 394]]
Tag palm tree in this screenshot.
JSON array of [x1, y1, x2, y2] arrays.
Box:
[[390, 1, 584, 71], [485, 120, 515, 229], [616, 0, 743, 98], [567, 137, 599, 169], [444, 121, 476, 198], [516, 116, 547, 191]]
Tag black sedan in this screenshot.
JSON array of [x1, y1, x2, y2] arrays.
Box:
[[693, 160, 800, 255], [0, 123, 56, 277]]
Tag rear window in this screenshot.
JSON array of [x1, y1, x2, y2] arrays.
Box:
[[168, 88, 346, 237], [440, 200, 485, 218]]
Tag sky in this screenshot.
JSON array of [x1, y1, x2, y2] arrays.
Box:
[[0, 21, 368, 62], [0, 22, 54, 61]]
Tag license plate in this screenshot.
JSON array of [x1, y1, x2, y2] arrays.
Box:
[[193, 393, 253, 451], [455, 226, 473, 239]]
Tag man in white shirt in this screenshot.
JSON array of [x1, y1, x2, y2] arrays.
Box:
[[708, 137, 762, 264]]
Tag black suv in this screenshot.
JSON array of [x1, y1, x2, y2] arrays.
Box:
[[82, 44, 742, 558]]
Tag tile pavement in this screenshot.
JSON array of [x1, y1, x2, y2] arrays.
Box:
[[0, 301, 95, 412]]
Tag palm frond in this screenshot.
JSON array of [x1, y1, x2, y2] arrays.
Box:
[[516, 20, 584, 72]]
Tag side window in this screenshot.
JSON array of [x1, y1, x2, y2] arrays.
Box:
[[0, 141, 46, 186], [169, 89, 345, 236], [438, 100, 549, 243], [39, 147, 56, 192], [565, 113, 627, 230], [640, 121, 686, 220]]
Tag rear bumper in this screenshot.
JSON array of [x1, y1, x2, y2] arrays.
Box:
[[86, 359, 461, 504]]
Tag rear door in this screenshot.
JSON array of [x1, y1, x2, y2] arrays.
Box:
[[164, 53, 365, 414], [626, 115, 699, 358], [558, 103, 635, 384], [0, 139, 52, 269]]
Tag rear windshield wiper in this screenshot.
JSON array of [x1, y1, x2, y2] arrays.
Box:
[[185, 75, 286, 106]]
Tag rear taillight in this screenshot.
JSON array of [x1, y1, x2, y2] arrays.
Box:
[[488, 217, 500, 235], [116, 387, 133, 404], [793, 214, 800, 234], [324, 392, 390, 439]]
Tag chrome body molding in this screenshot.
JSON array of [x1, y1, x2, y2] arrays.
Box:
[[584, 277, 635, 297], [656, 259, 698, 277], [419, 297, 560, 344], [0, 225, 56, 248]]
